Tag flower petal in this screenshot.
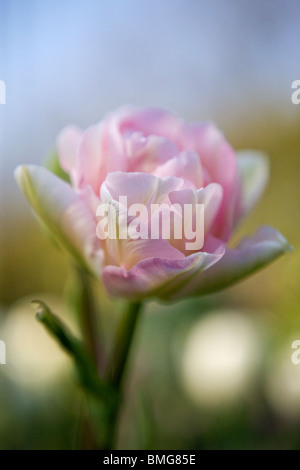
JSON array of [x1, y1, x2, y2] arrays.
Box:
[[14, 165, 103, 276], [99, 171, 186, 268], [169, 183, 223, 239], [236, 150, 269, 218], [117, 237, 185, 270], [170, 226, 292, 300], [116, 105, 183, 140], [181, 122, 240, 241], [77, 123, 127, 195], [154, 150, 203, 189], [100, 171, 184, 208], [126, 133, 179, 173], [102, 237, 225, 300], [76, 124, 104, 194], [56, 125, 82, 172]]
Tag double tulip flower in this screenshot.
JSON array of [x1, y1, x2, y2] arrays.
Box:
[[15, 106, 290, 300]]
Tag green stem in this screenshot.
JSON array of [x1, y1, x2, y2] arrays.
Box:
[[75, 268, 103, 373], [108, 301, 143, 388], [105, 301, 143, 448], [71, 271, 143, 449]]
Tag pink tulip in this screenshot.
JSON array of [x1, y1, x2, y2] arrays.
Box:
[[15, 106, 291, 300]]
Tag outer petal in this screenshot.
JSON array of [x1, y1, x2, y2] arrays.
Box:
[[14, 165, 103, 276], [56, 125, 83, 187], [236, 150, 269, 219], [76, 124, 103, 193], [180, 122, 240, 241], [170, 226, 292, 300], [102, 237, 225, 300], [77, 122, 127, 195]]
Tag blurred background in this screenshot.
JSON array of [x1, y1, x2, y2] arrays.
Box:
[[0, 0, 300, 449]]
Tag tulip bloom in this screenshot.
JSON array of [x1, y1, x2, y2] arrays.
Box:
[[15, 106, 291, 300]]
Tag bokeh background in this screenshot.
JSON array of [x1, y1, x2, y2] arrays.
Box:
[[0, 0, 300, 449]]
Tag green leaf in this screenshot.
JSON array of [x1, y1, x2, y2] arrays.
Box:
[[32, 300, 117, 406]]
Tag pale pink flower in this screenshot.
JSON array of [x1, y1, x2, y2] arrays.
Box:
[[15, 106, 291, 300]]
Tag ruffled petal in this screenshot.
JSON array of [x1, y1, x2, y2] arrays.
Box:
[[154, 150, 203, 189], [126, 133, 179, 173], [102, 237, 225, 300], [100, 171, 184, 208], [169, 183, 223, 239], [115, 105, 183, 140]]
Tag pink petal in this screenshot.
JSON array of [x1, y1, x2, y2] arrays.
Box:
[[126, 133, 179, 173], [100, 171, 184, 208], [181, 122, 240, 241], [56, 125, 83, 186], [169, 183, 223, 239], [108, 237, 185, 271], [77, 123, 127, 195], [116, 105, 183, 140], [102, 238, 225, 300], [154, 150, 203, 189], [170, 226, 292, 300]]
